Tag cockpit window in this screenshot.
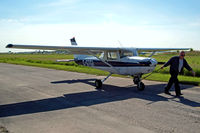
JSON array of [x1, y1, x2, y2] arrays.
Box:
[[107, 52, 117, 60], [119, 51, 133, 58]]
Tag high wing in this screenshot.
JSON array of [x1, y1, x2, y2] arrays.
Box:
[[6, 44, 131, 55], [6, 43, 190, 55], [136, 48, 190, 52]]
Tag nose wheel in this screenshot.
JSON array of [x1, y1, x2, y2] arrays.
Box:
[[133, 75, 145, 91], [137, 82, 145, 91]]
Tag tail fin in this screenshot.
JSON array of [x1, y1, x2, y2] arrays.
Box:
[[70, 37, 89, 60], [70, 37, 77, 45]]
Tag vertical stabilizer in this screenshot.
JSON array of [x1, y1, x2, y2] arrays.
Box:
[[70, 37, 90, 60], [70, 37, 77, 45]]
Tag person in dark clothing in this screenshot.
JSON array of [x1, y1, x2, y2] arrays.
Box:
[[161, 51, 195, 96]]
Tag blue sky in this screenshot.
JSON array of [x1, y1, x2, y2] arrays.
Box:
[[0, 0, 200, 52]]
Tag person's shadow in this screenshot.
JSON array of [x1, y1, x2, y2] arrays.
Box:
[[0, 78, 199, 118]]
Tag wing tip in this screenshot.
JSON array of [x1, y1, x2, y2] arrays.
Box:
[[6, 44, 13, 48]]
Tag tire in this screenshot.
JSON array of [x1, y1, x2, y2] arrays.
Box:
[[137, 82, 145, 91], [133, 77, 140, 84], [95, 79, 102, 89]]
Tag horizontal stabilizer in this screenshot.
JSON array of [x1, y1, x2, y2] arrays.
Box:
[[56, 59, 74, 62]]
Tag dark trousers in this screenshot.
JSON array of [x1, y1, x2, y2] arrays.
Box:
[[165, 72, 181, 95]]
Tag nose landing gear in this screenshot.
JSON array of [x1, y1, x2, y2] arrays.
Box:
[[133, 75, 145, 91]]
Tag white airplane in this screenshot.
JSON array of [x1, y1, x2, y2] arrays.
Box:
[[6, 37, 189, 90]]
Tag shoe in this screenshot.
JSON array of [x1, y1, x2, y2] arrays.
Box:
[[175, 94, 181, 97], [164, 87, 171, 95], [176, 93, 183, 97], [164, 91, 171, 95]]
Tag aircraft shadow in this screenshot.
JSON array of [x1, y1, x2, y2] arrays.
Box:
[[0, 79, 199, 118]]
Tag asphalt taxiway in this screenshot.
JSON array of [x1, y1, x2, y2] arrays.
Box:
[[0, 63, 200, 133]]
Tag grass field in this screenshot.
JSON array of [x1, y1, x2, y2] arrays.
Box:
[[0, 52, 200, 86], [152, 51, 200, 77]]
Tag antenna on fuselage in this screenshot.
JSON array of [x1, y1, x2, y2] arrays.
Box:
[[118, 40, 123, 47]]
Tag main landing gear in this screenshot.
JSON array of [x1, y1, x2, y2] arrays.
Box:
[[95, 73, 145, 91], [95, 79, 102, 88], [95, 73, 112, 89], [133, 75, 145, 91]]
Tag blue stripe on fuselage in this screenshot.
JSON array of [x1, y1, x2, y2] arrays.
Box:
[[75, 59, 151, 67]]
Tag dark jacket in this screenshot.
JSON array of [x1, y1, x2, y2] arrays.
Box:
[[163, 56, 192, 74]]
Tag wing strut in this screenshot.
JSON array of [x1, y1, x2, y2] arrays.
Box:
[[149, 51, 156, 57]]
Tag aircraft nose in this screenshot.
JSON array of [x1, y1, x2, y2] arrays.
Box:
[[150, 58, 157, 66]]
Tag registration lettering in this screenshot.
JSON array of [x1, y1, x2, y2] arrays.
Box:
[[82, 60, 94, 67]]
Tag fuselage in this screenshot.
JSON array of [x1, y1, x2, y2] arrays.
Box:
[[75, 56, 157, 76]]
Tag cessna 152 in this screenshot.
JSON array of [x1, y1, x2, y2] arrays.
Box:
[[6, 37, 189, 90]]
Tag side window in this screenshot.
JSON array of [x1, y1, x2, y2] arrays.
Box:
[[107, 52, 117, 60], [123, 51, 133, 57], [120, 51, 133, 58]]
